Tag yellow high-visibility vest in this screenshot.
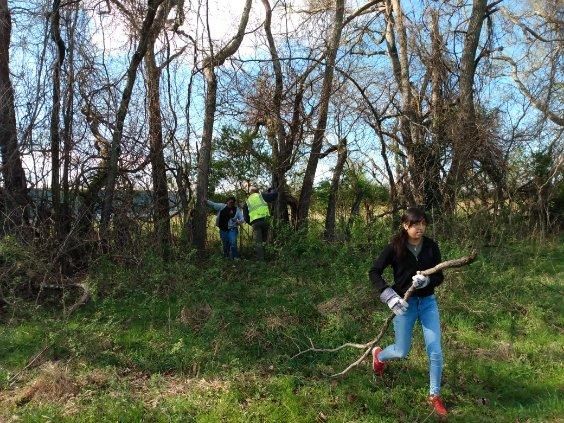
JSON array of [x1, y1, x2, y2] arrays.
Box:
[[246, 193, 270, 223]]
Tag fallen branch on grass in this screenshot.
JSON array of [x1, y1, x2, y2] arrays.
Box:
[[292, 251, 478, 378], [7, 344, 50, 388], [40, 281, 91, 317]]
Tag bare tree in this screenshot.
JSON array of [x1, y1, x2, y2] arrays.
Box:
[[253, 0, 320, 224], [297, 0, 345, 227], [443, 0, 493, 212], [60, 4, 79, 240], [261, 0, 290, 222], [493, 2, 563, 128], [144, 0, 187, 259], [191, 0, 253, 251], [0, 0, 29, 229], [100, 0, 165, 239]]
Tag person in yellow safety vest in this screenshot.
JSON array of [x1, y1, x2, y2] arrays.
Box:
[[243, 186, 278, 260]]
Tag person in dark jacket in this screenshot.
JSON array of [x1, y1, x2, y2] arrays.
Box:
[[206, 196, 244, 259], [369, 207, 448, 417], [243, 186, 278, 260]]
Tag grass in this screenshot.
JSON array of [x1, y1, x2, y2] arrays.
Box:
[[0, 230, 562, 422]]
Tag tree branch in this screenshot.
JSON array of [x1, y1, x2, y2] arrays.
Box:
[[493, 55, 564, 127], [500, 7, 563, 43]]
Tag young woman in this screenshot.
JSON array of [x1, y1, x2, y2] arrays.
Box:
[[368, 207, 448, 417]]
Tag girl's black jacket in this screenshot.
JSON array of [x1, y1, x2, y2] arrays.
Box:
[[369, 236, 444, 298]]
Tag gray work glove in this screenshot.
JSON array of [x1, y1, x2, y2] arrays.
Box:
[[380, 287, 408, 316], [412, 273, 430, 289]]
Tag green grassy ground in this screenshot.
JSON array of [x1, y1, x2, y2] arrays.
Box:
[[0, 232, 562, 422]]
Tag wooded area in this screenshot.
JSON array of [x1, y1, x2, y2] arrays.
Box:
[[0, 0, 561, 301], [0, 2, 562, 420]]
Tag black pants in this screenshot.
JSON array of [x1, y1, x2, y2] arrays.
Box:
[[251, 218, 269, 260]]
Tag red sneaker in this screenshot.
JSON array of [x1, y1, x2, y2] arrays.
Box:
[[428, 395, 448, 417], [371, 346, 386, 376]]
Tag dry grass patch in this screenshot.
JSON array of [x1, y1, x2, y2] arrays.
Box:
[[244, 322, 262, 343], [475, 341, 515, 360], [83, 368, 112, 388], [265, 311, 298, 331], [450, 340, 515, 361], [316, 296, 350, 316], [179, 303, 213, 331], [141, 375, 230, 409], [7, 362, 79, 407]]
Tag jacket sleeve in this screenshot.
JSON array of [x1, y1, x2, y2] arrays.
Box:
[[369, 245, 394, 296], [206, 200, 225, 212], [429, 241, 444, 288], [261, 191, 278, 203]]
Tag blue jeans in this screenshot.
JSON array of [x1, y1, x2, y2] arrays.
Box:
[[219, 228, 239, 259], [379, 295, 443, 396]]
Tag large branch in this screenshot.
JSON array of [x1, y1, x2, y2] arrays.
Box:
[[39, 281, 91, 317], [493, 55, 564, 127], [203, 0, 252, 68], [343, 0, 384, 27], [292, 252, 478, 378]]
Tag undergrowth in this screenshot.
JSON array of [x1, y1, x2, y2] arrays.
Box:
[[0, 221, 562, 422]]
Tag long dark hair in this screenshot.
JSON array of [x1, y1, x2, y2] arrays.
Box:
[[391, 207, 429, 258]]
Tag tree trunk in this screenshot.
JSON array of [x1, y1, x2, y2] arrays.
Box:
[[192, 67, 217, 250], [324, 138, 347, 241], [146, 41, 171, 260], [0, 0, 29, 228], [443, 0, 488, 213], [384, 0, 422, 205], [425, 10, 445, 211], [377, 129, 400, 215], [61, 5, 78, 240], [261, 0, 289, 224], [274, 72, 315, 224], [346, 189, 364, 237], [297, 0, 345, 227], [49, 0, 65, 238]]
